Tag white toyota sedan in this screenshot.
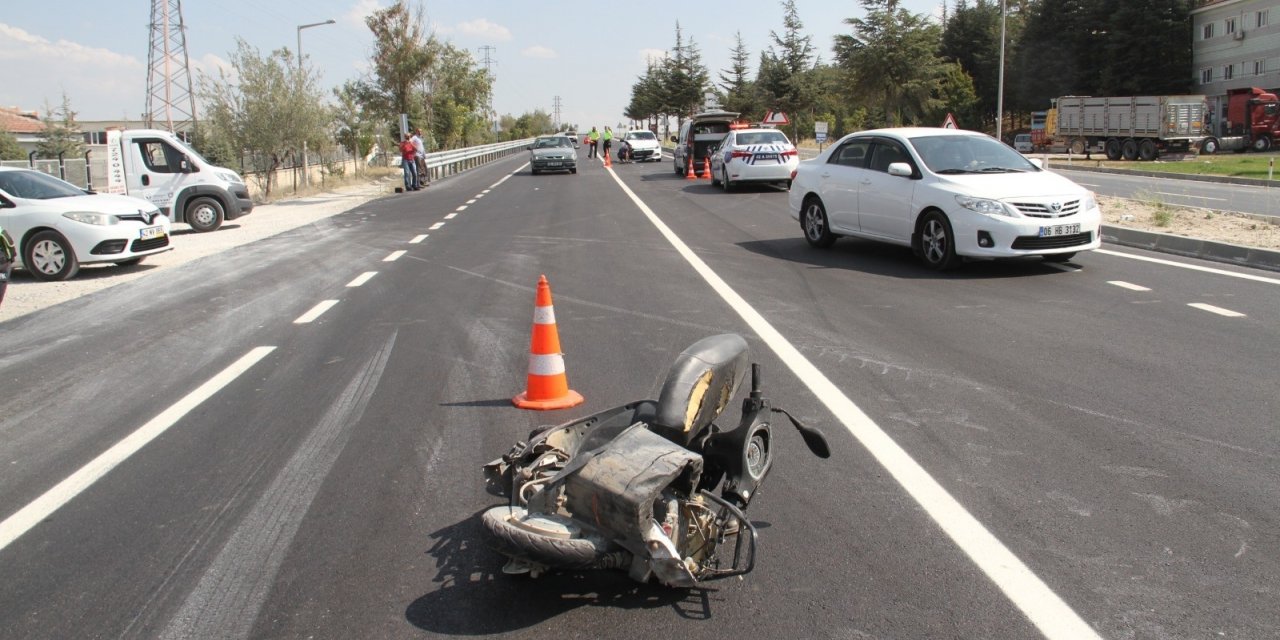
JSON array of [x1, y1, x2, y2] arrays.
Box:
[[710, 127, 799, 191], [788, 128, 1101, 270], [0, 167, 171, 280]]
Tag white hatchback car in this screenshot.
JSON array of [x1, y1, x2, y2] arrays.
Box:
[[0, 166, 171, 280], [789, 128, 1101, 270], [710, 127, 799, 191]]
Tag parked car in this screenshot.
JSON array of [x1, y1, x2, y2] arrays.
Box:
[[528, 135, 578, 175], [565, 131, 580, 148], [0, 167, 172, 281], [789, 128, 1102, 270], [0, 227, 13, 306], [709, 127, 800, 190], [618, 129, 662, 162], [672, 110, 738, 176]]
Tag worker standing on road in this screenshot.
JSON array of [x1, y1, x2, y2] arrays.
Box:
[[588, 127, 600, 159], [399, 133, 420, 191], [602, 126, 613, 160], [411, 128, 429, 187]]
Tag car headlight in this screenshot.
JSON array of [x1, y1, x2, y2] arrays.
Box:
[[63, 211, 117, 225], [955, 195, 1016, 218], [216, 171, 244, 184], [1082, 192, 1098, 212]]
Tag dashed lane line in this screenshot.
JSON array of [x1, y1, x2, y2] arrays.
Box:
[[1189, 302, 1246, 317], [430, 223, 445, 230], [0, 347, 277, 553], [346, 272, 377, 287], [606, 168, 1103, 640], [409, 234, 428, 244], [383, 250, 407, 262], [293, 300, 339, 324], [445, 213, 457, 219], [1108, 280, 1152, 291]]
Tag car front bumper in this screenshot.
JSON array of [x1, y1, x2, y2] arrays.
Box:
[[949, 208, 1103, 257]]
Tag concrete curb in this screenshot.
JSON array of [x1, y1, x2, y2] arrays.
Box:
[[1102, 225, 1280, 272]]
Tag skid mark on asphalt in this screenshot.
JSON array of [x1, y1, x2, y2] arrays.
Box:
[[160, 332, 396, 640]]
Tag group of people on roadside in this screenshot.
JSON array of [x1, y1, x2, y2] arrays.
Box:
[[399, 129, 429, 191], [584, 126, 613, 160]]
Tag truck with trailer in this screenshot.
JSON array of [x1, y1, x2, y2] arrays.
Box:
[[1050, 94, 1210, 160], [1200, 86, 1280, 154]]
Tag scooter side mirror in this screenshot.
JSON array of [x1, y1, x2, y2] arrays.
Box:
[[772, 407, 830, 459]]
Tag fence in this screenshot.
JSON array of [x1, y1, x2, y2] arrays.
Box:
[[4, 137, 536, 200]]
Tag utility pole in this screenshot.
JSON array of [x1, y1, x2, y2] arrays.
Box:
[[144, 0, 197, 134], [478, 45, 497, 133], [552, 96, 563, 131]]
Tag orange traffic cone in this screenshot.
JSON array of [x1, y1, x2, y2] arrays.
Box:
[[604, 148, 612, 167], [685, 156, 696, 180], [513, 275, 585, 411], [702, 157, 712, 179]]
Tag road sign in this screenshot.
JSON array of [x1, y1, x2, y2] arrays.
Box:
[[816, 133, 828, 143], [815, 121, 828, 144], [763, 111, 790, 125], [942, 112, 959, 129]]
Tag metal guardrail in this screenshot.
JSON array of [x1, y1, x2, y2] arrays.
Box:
[[418, 138, 536, 182]]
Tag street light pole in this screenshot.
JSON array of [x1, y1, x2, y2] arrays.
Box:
[[996, 0, 1007, 142], [296, 19, 335, 188]]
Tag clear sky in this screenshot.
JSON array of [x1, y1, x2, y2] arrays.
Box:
[[2, 0, 945, 130]]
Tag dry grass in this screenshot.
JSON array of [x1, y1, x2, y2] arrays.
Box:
[[1100, 195, 1280, 249]]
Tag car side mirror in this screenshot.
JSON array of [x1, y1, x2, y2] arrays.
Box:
[[1028, 158, 1044, 169], [887, 162, 913, 177], [180, 157, 193, 173]]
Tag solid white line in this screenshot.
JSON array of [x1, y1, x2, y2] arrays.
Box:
[[1188, 302, 1246, 317], [293, 300, 338, 324], [444, 213, 457, 219], [1095, 249, 1280, 285], [0, 346, 276, 553], [1108, 280, 1151, 292], [429, 222, 445, 230], [346, 272, 377, 287], [606, 171, 1102, 640], [383, 250, 407, 262], [1153, 191, 1227, 202], [409, 234, 428, 244]]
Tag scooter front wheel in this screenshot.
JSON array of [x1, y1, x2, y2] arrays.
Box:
[[481, 506, 621, 569]]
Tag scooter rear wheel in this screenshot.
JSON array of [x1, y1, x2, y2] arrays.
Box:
[[481, 506, 620, 569]]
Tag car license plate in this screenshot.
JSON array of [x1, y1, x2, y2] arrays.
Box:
[[1039, 223, 1080, 237], [754, 153, 778, 162], [140, 225, 165, 240], [546, 161, 561, 167]]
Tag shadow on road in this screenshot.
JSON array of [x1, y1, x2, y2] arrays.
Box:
[[405, 512, 716, 634], [736, 236, 1074, 280]]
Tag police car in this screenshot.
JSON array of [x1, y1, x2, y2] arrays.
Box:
[[709, 127, 800, 191]]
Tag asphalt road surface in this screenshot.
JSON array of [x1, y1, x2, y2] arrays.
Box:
[[1, 149, 1277, 639], [1055, 166, 1280, 219]]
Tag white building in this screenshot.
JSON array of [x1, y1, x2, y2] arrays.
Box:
[[1192, 0, 1280, 135]]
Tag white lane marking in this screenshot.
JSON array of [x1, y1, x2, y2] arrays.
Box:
[[293, 300, 339, 324], [409, 234, 428, 244], [1044, 262, 1080, 272], [475, 192, 486, 198], [160, 335, 395, 640], [429, 222, 445, 230], [0, 347, 276, 553], [1152, 191, 1227, 202], [1108, 280, 1151, 291], [466, 199, 477, 204], [1189, 302, 1246, 317], [444, 213, 457, 219], [481, 189, 491, 194], [1075, 182, 1101, 187], [1095, 249, 1280, 285], [607, 171, 1102, 640], [346, 272, 377, 287], [455, 205, 468, 212], [383, 250, 407, 262]]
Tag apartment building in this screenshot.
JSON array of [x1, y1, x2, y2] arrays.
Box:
[[1193, 0, 1280, 135]]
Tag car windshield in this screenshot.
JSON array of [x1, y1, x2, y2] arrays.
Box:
[[909, 134, 1038, 174], [0, 170, 87, 200], [626, 131, 656, 141], [534, 138, 568, 149], [735, 131, 789, 146]]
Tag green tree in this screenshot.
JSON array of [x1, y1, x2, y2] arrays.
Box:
[[665, 23, 711, 122], [1100, 0, 1192, 95], [941, 0, 1002, 128], [718, 32, 759, 118], [36, 93, 83, 159], [359, 1, 435, 140], [835, 0, 947, 127], [0, 124, 24, 161], [333, 80, 377, 169], [761, 0, 818, 139], [197, 38, 332, 197]]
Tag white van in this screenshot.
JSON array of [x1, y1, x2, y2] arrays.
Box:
[[671, 110, 739, 176], [1014, 133, 1033, 153], [103, 129, 253, 232]]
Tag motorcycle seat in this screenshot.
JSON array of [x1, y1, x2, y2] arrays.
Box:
[[650, 334, 749, 446]]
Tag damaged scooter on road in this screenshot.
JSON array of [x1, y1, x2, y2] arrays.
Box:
[[481, 334, 830, 587]]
